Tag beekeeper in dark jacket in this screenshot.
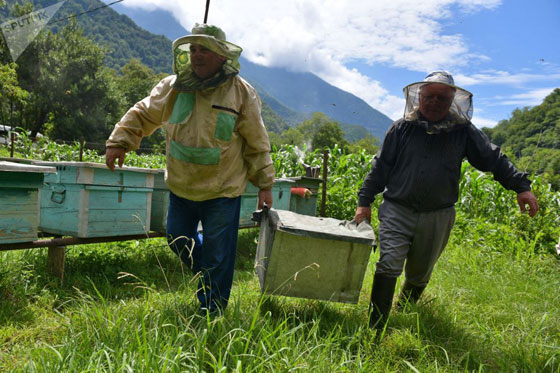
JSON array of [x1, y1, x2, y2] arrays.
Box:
[[354, 71, 539, 331]]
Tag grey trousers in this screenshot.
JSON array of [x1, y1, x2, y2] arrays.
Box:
[[375, 199, 456, 287]]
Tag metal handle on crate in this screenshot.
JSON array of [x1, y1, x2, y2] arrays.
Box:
[[47, 183, 66, 204], [251, 203, 269, 223]]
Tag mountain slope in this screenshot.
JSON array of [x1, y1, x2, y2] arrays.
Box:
[[241, 61, 391, 139]]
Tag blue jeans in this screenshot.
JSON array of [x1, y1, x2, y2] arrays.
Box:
[[166, 192, 241, 311]]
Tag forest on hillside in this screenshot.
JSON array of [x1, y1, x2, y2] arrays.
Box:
[[483, 88, 560, 188]]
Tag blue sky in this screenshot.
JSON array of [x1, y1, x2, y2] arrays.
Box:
[[112, 0, 560, 127]]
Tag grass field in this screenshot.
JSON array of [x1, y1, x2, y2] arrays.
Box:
[[1, 215, 559, 371], [1, 143, 559, 371]]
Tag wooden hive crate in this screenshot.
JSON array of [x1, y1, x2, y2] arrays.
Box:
[[150, 169, 168, 233], [0, 161, 56, 243], [239, 179, 296, 228], [287, 176, 322, 216], [271, 178, 295, 211], [255, 209, 375, 303], [240, 182, 259, 228], [33, 161, 158, 238]]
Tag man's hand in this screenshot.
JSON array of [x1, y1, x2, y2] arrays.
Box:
[[258, 189, 273, 209], [105, 147, 126, 172], [517, 190, 539, 218], [354, 206, 371, 224]]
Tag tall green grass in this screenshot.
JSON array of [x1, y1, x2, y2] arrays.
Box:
[[1, 141, 559, 371]]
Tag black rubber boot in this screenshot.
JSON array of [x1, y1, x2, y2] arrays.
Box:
[[396, 280, 426, 310], [368, 274, 398, 330]]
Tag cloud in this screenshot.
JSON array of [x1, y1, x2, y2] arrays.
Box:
[[455, 71, 560, 87], [471, 115, 498, 128], [118, 0, 501, 119], [494, 88, 557, 106]]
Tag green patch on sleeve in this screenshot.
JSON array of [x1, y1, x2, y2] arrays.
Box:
[[169, 93, 195, 124], [214, 111, 236, 141], [169, 140, 220, 165]]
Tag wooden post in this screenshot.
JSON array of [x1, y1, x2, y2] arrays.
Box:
[[10, 131, 15, 157], [47, 235, 65, 282], [321, 150, 328, 217], [79, 138, 85, 161], [204, 0, 210, 23], [47, 245, 66, 282]]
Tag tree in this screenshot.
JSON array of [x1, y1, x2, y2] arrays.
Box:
[[298, 112, 332, 140], [312, 120, 348, 150], [0, 62, 29, 127], [279, 127, 305, 147], [15, 20, 124, 142], [484, 88, 560, 189], [118, 58, 166, 110], [116, 58, 168, 151], [347, 134, 379, 155]]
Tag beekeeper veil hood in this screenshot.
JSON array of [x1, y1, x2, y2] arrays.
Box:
[[172, 23, 243, 91], [403, 71, 473, 130]]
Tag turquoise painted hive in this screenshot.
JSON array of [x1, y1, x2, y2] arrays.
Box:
[[287, 176, 321, 216], [240, 178, 296, 228], [33, 162, 158, 238], [150, 169, 168, 233], [0, 161, 56, 243], [240, 181, 259, 228]]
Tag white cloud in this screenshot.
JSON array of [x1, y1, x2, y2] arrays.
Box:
[[455, 71, 560, 87], [471, 115, 498, 128], [495, 88, 557, 106], [118, 0, 502, 119]]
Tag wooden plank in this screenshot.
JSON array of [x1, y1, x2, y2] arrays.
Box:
[[0, 161, 55, 174], [150, 189, 169, 233], [47, 246, 65, 282], [78, 189, 89, 237], [0, 171, 44, 189], [271, 179, 294, 211], [0, 188, 39, 243], [32, 161, 158, 187], [84, 189, 151, 236], [39, 186, 81, 236]]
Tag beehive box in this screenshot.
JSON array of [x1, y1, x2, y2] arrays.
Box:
[[255, 209, 375, 303], [33, 162, 157, 238], [240, 179, 296, 228], [271, 178, 295, 211], [150, 169, 168, 233], [287, 176, 321, 216], [0, 161, 56, 243], [240, 182, 259, 228]]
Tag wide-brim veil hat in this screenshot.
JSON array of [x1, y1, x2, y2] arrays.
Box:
[[172, 23, 242, 76], [403, 70, 474, 124]]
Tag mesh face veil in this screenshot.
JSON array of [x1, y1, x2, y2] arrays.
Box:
[[403, 71, 474, 126], [172, 23, 243, 91]]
